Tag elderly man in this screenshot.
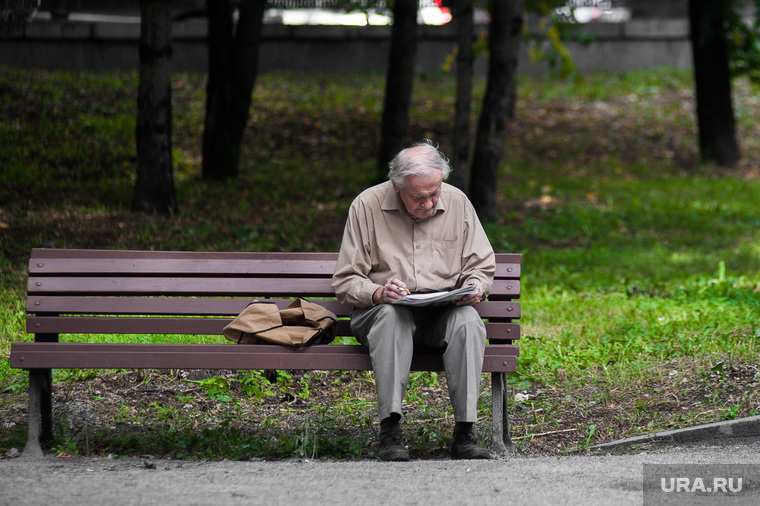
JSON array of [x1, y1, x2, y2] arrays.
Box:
[[332, 140, 495, 461]]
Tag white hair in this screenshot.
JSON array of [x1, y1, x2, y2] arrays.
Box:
[[387, 139, 451, 187]]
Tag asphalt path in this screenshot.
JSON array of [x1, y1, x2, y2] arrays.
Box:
[[2, 438, 760, 506]]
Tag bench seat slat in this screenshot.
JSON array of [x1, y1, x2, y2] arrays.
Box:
[[10, 343, 519, 372]]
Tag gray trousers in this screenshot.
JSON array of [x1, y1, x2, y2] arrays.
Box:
[[350, 303, 486, 423]]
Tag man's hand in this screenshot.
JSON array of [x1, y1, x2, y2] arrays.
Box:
[[455, 286, 482, 307], [373, 278, 408, 305]]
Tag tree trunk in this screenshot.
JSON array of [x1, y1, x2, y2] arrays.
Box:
[[133, 0, 177, 215], [376, 0, 419, 181], [688, 0, 740, 167], [469, 0, 524, 222], [202, 0, 266, 180], [449, 0, 475, 191]]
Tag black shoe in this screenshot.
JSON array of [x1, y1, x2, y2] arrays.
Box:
[[451, 427, 491, 460], [378, 415, 410, 462], [378, 430, 410, 461]]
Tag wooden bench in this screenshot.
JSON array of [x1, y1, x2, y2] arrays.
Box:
[[10, 248, 522, 458]]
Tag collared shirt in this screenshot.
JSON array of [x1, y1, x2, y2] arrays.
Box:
[[332, 180, 495, 308]]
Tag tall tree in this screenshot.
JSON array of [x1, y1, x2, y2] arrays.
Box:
[[449, 0, 475, 191], [376, 0, 419, 181], [469, 0, 524, 222], [688, 0, 740, 167], [202, 0, 266, 180], [133, 0, 177, 214]]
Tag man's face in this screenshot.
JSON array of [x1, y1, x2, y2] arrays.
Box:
[[393, 172, 443, 220]]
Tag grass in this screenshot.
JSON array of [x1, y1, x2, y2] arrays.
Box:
[[1, 65, 760, 460]]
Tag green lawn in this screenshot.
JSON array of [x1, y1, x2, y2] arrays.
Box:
[[1, 66, 759, 459]]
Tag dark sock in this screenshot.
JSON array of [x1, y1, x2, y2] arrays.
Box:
[[454, 422, 473, 435], [381, 413, 402, 432]]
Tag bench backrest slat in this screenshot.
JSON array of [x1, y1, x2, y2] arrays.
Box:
[[30, 258, 338, 276], [27, 316, 520, 340], [29, 249, 341, 261], [28, 276, 339, 297], [31, 259, 519, 278], [29, 249, 521, 278], [29, 259, 519, 278], [27, 296, 520, 319], [25, 248, 522, 342], [30, 248, 522, 263], [28, 276, 520, 299]]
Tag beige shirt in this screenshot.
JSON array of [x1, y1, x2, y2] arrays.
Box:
[[332, 181, 495, 308]]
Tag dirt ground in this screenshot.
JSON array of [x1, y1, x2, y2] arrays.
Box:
[[2, 359, 759, 460]]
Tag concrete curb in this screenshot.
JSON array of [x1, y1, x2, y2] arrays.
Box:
[[589, 415, 760, 451]]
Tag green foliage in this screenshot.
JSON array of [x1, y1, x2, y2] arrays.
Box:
[[524, 15, 581, 81], [239, 370, 276, 403], [184, 376, 234, 402], [500, 0, 582, 81], [183, 371, 311, 404], [726, 0, 760, 85], [579, 424, 597, 451]]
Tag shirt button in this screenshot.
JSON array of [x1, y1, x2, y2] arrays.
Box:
[[415, 245, 420, 249]]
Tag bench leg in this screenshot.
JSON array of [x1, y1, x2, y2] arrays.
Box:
[[490, 371, 516, 457], [23, 369, 53, 459]]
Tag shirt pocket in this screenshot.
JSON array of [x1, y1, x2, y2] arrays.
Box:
[[430, 238, 461, 284]]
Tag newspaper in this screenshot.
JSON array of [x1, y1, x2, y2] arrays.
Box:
[[392, 284, 478, 307]]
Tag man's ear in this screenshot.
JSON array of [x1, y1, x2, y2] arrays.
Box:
[[392, 181, 400, 192]]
